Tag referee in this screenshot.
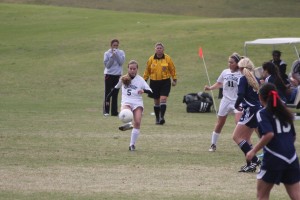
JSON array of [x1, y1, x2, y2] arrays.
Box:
[[143, 42, 177, 125]]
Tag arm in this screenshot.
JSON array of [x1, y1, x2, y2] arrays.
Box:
[[114, 49, 125, 66], [143, 57, 152, 81], [204, 82, 222, 91], [104, 51, 114, 69], [246, 132, 274, 162]]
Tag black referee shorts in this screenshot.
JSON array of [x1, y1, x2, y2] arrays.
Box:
[[148, 78, 171, 99]]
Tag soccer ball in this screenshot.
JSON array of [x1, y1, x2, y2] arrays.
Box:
[[118, 109, 133, 123]]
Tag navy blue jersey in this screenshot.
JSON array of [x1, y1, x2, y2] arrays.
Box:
[[237, 76, 261, 108], [256, 108, 298, 170]]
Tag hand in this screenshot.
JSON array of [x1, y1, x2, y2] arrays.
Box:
[[204, 85, 210, 91], [138, 90, 144, 94], [236, 106, 243, 112], [172, 80, 177, 86], [246, 149, 255, 162]]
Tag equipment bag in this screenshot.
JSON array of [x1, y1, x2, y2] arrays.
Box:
[[183, 92, 213, 113]]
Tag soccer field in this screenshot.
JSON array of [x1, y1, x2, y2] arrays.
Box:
[[0, 3, 300, 200]]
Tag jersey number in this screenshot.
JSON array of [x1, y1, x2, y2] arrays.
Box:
[[127, 89, 132, 96], [227, 81, 234, 87], [275, 118, 291, 134]]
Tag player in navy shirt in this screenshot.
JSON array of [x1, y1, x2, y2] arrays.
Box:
[[246, 83, 300, 200], [261, 62, 289, 103], [232, 57, 262, 172]]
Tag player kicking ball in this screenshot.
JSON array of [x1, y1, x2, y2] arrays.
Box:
[[106, 60, 152, 151]]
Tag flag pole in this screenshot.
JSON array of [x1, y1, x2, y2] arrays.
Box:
[[199, 47, 218, 116]]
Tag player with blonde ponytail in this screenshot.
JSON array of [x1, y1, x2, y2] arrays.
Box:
[[232, 57, 262, 172]]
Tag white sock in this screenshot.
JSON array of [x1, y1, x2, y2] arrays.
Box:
[[211, 131, 220, 145], [130, 128, 140, 146]]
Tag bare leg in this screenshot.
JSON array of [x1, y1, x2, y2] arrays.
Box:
[[284, 182, 300, 200], [257, 179, 274, 200]]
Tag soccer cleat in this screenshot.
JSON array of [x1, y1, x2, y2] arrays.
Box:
[[239, 163, 257, 173], [155, 118, 160, 125], [159, 117, 165, 125], [208, 144, 217, 152], [103, 113, 109, 117], [119, 123, 133, 131], [252, 159, 261, 168], [129, 145, 135, 151]]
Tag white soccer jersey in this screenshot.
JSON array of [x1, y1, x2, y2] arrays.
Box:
[[217, 69, 242, 101], [115, 75, 152, 107]]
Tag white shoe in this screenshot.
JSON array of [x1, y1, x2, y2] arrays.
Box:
[[208, 144, 216, 152], [119, 122, 133, 131], [103, 113, 109, 117]]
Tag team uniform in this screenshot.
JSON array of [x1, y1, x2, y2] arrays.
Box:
[[256, 108, 300, 184], [235, 76, 261, 128], [143, 53, 177, 98], [143, 53, 177, 124], [114, 75, 152, 111], [217, 69, 242, 116]]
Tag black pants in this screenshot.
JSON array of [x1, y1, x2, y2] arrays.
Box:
[[103, 74, 120, 115]]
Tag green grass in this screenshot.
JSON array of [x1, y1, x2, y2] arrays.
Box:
[[1, 0, 300, 18], [0, 3, 300, 200]]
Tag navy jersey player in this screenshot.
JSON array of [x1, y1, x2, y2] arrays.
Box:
[[246, 83, 300, 200], [232, 57, 262, 172]]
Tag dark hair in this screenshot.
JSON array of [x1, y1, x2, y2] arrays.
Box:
[[110, 39, 119, 46], [230, 53, 241, 63], [259, 83, 293, 125], [272, 50, 281, 56], [262, 62, 288, 92]]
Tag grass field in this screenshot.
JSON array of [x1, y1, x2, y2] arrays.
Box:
[[0, 2, 300, 200]]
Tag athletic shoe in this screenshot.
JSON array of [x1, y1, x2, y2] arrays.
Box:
[[239, 163, 257, 173], [159, 117, 165, 125], [252, 159, 261, 168], [155, 118, 160, 125], [129, 145, 135, 151], [208, 144, 216, 152], [103, 113, 109, 117], [119, 123, 133, 131]]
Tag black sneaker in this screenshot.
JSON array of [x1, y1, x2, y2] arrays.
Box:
[[159, 117, 165, 125], [252, 159, 261, 168], [155, 118, 160, 125], [129, 145, 135, 151], [239, 163, 257, 173]]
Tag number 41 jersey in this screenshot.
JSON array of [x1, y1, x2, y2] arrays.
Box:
[[217, 68, 242, 101]]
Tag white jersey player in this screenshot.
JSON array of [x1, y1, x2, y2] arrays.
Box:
[[204, 53, 243, 152], [106, 60, 152, 151]]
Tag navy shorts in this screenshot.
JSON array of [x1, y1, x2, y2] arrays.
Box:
[[148, 78, 171, 99], [238, 106, 259, 128], [257, 167, 300, 185]]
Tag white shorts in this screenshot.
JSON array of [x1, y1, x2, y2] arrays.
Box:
[[218, 98, 240, 117], [121, 102, 144, 112]]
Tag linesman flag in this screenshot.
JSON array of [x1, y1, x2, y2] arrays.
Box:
[[198, 47, 203, 59], [198, 47, 218, 116]]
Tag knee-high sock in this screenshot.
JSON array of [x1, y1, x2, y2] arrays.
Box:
[[239, 140, 259, 163], [160, 103, 167, 118], [211, 131, 220, 145], [130, 128, 140, 146], [154, 105, 160, 121]]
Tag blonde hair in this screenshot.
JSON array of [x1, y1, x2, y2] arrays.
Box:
[[238, 57, 260, 92], [155, 42, 164, 48], [128, 59, 139, 68]]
